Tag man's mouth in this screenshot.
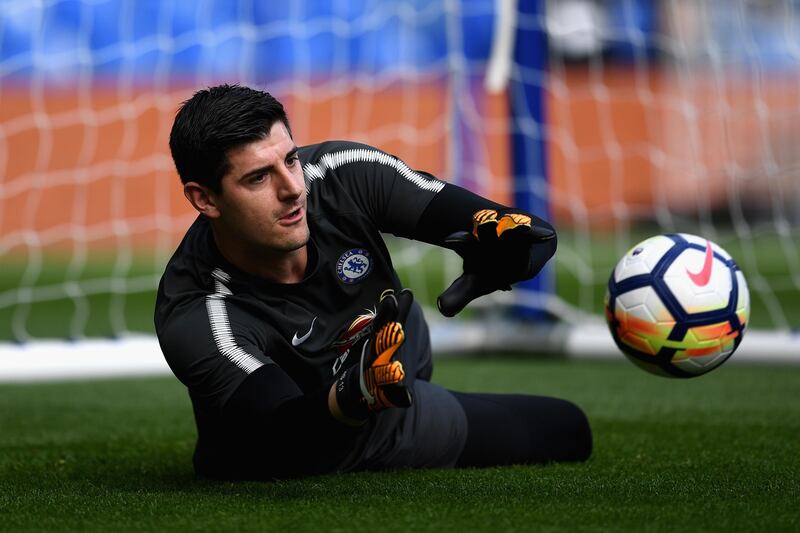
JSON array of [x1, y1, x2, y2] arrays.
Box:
[[278, 206, 304, 225]]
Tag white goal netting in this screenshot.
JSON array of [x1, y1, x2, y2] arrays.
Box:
[[0, 0, 798, 378]]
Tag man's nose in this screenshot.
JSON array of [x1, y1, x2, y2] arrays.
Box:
[[276, 168, 304, 200]]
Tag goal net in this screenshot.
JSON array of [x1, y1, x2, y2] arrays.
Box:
[[1, 0, 798, 378]]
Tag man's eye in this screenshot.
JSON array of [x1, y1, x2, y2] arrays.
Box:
[[287, 155, 299, 166], [249, 174, 266, 184]]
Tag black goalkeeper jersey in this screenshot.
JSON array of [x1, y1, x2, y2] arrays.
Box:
[[155, 140, 450, 419]]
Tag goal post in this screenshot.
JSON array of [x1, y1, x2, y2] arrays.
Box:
[[1, 0, 799, 381], [509, 0, 554, 318]]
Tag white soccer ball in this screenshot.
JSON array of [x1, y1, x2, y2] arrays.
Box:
[[604, 234, 750, 377]]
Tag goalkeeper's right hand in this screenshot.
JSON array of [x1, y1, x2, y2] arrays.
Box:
[[328, 289, 414, 425]]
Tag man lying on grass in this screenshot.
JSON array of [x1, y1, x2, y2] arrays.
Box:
[[155, 84, 591, 479]]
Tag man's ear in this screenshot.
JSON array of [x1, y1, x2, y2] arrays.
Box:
[[183, 181, 221, 218]]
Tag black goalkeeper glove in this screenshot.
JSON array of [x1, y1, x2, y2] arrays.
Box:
[[330, 289, 414, 424], [437, 209, 555, 317]]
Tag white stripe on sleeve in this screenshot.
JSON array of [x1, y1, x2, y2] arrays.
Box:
[[205, 268, 264, 374], [303, 148, 445, 193]]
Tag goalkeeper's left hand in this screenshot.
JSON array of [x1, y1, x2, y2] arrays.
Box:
[[437, 209, 555, 317], [329, 289, 414, 425]]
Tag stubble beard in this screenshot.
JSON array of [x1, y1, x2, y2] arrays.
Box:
[[276, 226, 310, 253]]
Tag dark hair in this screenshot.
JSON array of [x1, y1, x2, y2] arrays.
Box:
[[169, 84, 291, 193]]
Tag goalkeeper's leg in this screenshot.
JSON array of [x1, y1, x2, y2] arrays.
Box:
[[337, 302, 590, 471], [344, 380, 468, 471], [336, 301, 463, 471], [451, 392, 592, 467], [341, 387, 591, 471], [373, 301, 590, 467]]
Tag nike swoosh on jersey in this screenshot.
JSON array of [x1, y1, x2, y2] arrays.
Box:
[[291, 317, 317, 346], [686, 241, 714, 287]]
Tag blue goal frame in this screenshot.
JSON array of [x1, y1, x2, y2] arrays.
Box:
[[510, 0, 553, 319]]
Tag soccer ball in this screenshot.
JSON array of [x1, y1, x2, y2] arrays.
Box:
[[604, 233, 749, 377]]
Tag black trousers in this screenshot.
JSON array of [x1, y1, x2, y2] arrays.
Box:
[[451, 391, 592, 467], [339, 302, 592, 471]]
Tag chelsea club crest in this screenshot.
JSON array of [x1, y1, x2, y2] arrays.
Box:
[[336, 248, 373, 284]]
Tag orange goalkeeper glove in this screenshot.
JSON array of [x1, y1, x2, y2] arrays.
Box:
[[331, 289, 413, 423], [437, 209, 555, 317]]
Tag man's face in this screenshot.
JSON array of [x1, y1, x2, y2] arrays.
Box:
[[212, 122, 309, 254]]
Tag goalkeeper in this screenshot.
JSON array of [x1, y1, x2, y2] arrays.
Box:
[[156, 85, 591, 480]]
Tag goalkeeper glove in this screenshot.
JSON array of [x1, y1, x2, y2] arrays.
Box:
[[330, 289, 414, 424], [437, 209, 555, 317]]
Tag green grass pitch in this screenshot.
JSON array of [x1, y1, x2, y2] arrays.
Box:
[[1, 358, 798, 532]]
